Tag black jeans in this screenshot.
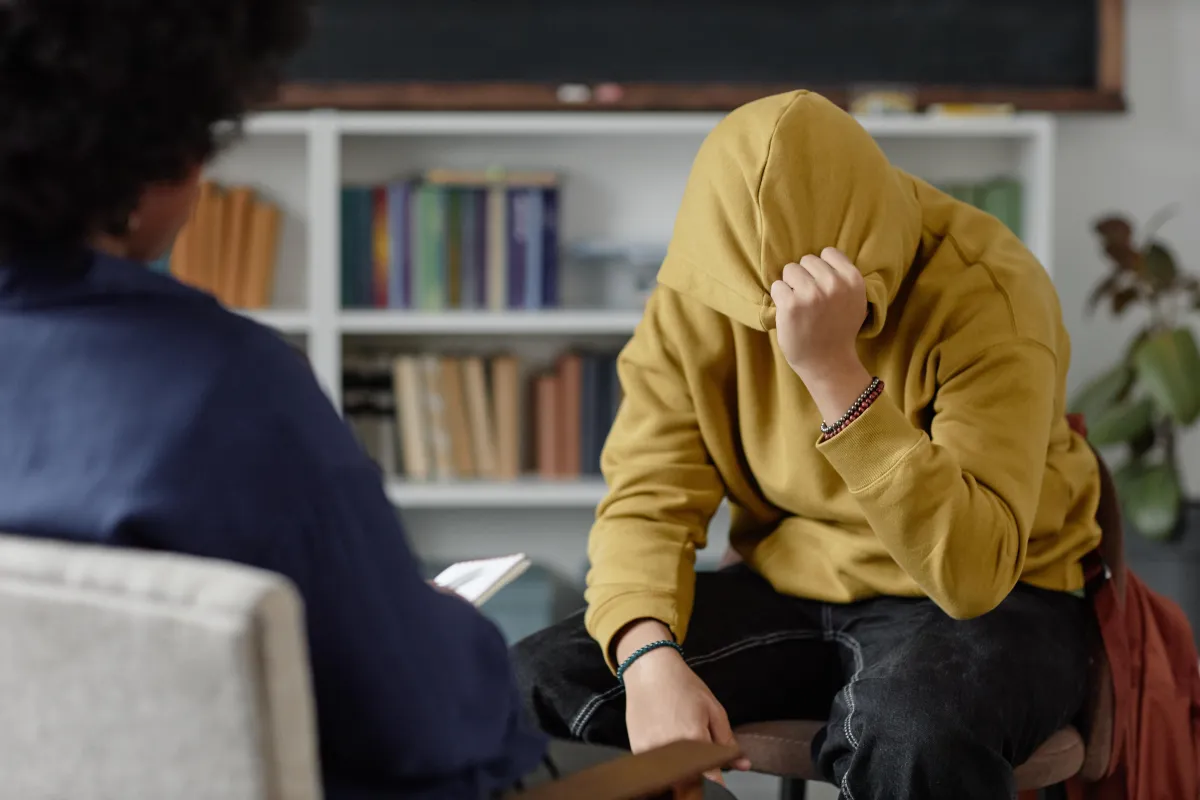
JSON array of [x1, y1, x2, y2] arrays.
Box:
[[512, 565, 1096, 800]]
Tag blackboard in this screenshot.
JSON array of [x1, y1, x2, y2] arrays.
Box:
[[277, 0, 1124, 112]]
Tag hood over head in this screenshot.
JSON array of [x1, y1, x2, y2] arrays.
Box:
[[658, 90, 923, 336]]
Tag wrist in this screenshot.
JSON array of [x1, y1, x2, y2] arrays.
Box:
[[620, 644, 685, 686], [614, 618, 674, 664], [793, 357, 873, 425]]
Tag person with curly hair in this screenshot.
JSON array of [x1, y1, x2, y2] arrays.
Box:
[[0, 3, 598, 798]]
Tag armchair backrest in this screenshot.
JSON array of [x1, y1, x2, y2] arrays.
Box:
[[0, 534, 322, 800]]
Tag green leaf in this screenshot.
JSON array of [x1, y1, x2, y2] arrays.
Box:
[[1085, 396, 1156, 447], [1143, 242, 1178, 292], [1116, 461, 1182, 541], [1134, 327, 1200, 425], [1070, 363, 1133, 420]]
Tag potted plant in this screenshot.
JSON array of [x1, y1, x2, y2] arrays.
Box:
[[1071, 206, 1200, 541]]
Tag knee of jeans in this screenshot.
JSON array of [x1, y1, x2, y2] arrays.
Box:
[[854, 681, 976, 758]]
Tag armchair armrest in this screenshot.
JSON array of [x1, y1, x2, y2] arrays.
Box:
[[511, 740, 740, 800]]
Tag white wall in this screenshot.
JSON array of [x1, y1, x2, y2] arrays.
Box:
[[1058, 0, 1200, 492]]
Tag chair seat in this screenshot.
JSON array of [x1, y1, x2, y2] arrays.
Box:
[[734, 720, 1085, 790]]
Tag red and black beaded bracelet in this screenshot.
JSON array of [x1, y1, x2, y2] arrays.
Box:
[[819, 377, 884, 442]]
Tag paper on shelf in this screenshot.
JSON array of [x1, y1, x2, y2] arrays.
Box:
[[432, 553, 531, 607]]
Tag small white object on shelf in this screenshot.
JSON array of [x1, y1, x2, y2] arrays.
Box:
[[386, 477, 608, 509], [432, 553, 531, 606]]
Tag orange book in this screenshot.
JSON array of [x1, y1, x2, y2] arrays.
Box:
[[219, 187, 255, 306], [168, 205, 196, 285], [556, 353, 583, 478], [242, 200, 281, 309], [491, 355, 521, 480], [189, 182, 220, 292], [534, 374, 561, 480]]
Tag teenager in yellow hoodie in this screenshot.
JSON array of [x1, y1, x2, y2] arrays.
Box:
[[514, 91, 1102, 798]]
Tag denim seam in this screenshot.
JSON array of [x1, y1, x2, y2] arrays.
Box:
[[567, 630, 826, 738], [827, 630, 865, 800]]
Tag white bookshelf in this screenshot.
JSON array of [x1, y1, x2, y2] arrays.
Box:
[[212, 109, 1056, 573]]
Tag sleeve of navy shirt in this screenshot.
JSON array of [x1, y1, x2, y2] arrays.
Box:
[[160, 325, 546, 797]]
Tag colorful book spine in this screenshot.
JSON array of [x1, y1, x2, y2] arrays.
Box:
[[386, 182, 410, 309], [340, 173, 561, 310], [363, 349, 621, 482], [372, 187, 390, 308]]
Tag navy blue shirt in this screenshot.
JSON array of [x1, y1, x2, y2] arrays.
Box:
[[0, 251, 546, 799]]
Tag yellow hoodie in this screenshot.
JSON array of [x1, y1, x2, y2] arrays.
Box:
[[585, 91, 1102, 664]]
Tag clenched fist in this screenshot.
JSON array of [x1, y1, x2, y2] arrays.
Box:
[[770, 247, 874, 424]]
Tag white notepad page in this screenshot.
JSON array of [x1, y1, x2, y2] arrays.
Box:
[[432, 554, 531, 607]]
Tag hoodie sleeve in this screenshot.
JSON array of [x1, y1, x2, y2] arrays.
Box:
[[817, 338, 1059, 619], [584, 291, 727, 669]]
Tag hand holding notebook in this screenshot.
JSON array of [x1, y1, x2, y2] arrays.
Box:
[[431, 553, 530, 607]]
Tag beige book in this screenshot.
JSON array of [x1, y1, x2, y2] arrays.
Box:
[[392, 356, 430, 481], [461, 357, 498, 480], [421, 355, 454, 480], [491, 355, 521, 480], [439, 356, 476, 479]]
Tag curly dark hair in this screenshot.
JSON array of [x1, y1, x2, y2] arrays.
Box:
[[0, 0, 309, 257]]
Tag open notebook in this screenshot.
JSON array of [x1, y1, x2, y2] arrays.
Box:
[[432, 554, 531, 607]]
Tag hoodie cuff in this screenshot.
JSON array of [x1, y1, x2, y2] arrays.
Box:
[[817, 393, 925, 492], [585, 591, 683, 674]]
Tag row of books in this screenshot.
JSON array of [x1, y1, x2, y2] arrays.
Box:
[[341, 169, 561, 312], [937, 177, 1023, 238], [343, 350, 621, 482], [168, 181, 283, 308]]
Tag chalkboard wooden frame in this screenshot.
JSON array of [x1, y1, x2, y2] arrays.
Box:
[[270, 0, 1125, 113]]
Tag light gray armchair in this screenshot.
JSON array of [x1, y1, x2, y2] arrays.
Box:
[[0, 534, 322, 800]]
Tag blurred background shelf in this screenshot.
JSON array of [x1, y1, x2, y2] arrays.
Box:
[[385, 477, 608, 509], [238, 308, 313, 334], [338, 309, 643, 336]]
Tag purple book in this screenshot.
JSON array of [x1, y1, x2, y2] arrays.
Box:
[[473, 188, 488, 309], [506, 188, 528, 309], [541, 187, 560, 308]]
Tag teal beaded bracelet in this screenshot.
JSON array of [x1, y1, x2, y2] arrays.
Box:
[[616, 640, 685, 684]]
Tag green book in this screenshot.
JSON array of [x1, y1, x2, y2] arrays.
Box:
[[418, 185, 447, 310], [979, 178, 1023, 240]]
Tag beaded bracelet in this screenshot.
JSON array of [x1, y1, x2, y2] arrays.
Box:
[[616, 640, 685, 684], [820, 377, 884, 442]]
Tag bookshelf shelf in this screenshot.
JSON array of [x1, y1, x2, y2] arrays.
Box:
[[251, 110, 1054, 140], [239, 308, 312, 334], [338, 309, 643, 336], [385, 477, 608, 509]]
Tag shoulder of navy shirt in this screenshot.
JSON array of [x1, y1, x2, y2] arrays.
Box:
[[0, 250, 546, 799]]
